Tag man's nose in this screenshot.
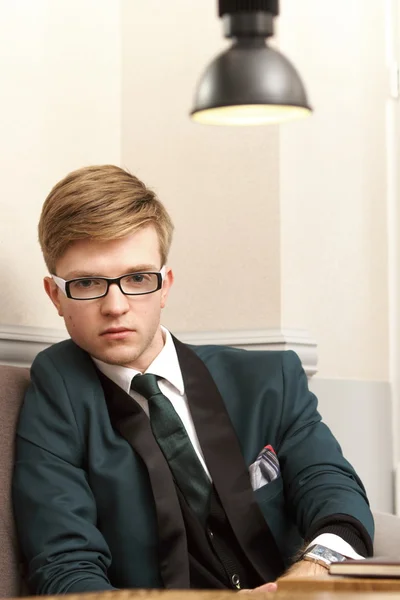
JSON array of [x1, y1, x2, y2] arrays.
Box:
[[100, 283, 130, 315]]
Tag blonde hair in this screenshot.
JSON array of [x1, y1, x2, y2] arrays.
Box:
[[38, 165, 174, 273]]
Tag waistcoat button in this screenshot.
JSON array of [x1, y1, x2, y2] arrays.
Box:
[[231, 574, 241, 589]]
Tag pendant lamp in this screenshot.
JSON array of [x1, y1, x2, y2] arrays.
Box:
[[190, 0, 312, 126]]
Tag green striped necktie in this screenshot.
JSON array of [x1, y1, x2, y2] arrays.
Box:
[[131, 373, 211, 521]]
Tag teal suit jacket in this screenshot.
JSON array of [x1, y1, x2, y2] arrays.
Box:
[[13, 338, 373, 594]]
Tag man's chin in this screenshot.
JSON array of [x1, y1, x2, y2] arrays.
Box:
[[89, 344, 141, 368], [75, 327, 163, 370]]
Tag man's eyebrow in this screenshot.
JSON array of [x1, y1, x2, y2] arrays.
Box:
[[126, 264, 161, 273], [63, 264, 161, 279]]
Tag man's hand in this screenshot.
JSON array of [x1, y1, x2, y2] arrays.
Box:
[[239, 559, 329, 594], [239, 582, 277, 594]]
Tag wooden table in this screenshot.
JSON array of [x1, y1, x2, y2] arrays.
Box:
[[278, 574, 400, 593], [16, 582, 400, 600]]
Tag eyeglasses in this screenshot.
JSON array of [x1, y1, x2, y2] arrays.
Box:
[[52, 266, 166, 300]]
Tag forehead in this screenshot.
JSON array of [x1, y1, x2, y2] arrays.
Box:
[[56, 226, 162, 278]]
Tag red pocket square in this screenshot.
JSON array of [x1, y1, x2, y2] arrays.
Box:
[[249, 445, 281, 491]]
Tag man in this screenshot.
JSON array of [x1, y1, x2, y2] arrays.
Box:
[[13, 165, 373, 595]]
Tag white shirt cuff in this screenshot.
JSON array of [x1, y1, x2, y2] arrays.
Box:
[[307, 533, 365, 560]]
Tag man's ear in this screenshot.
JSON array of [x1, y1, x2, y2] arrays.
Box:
[[44, 277, 64, 317], [161, 267, 174, 309]]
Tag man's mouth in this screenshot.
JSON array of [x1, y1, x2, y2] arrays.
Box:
[[101, 327, 133, 339]]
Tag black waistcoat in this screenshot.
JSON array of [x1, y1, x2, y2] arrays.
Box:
[[177, 486, 263, 589]]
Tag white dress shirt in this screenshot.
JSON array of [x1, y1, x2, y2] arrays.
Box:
[[93, 327, 363, 561], [93, 327, 211, 479]]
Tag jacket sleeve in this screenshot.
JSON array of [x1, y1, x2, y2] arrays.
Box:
[[277, 351, 374, 555], [12, 352, 116, 595]]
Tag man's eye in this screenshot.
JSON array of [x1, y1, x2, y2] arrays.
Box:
[[131, 274, 145, 283], [75, 279, 100, 288], [125, 274, 149, 284]]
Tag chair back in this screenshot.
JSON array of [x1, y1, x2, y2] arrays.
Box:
[[0, 365, 30, 597], [373, 510, 400, 557]]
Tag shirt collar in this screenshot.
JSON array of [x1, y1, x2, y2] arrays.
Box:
[[92, 327, 184, 395]]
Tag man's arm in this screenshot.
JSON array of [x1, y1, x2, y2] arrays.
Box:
[[242, 351, 373, 593], [12, 353, 116, 595], [277, 350, 373, 557]]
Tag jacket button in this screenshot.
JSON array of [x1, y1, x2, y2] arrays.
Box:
[[207, 528, 214, 539], [231, 574, 241, 589]]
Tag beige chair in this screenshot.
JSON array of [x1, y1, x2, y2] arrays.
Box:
[[1, 364, 400, 596], [0, 365, 29, 597], [373, 510, 400, 557]]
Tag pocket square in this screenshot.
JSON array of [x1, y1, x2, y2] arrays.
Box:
[[249, 445, 280, 491]]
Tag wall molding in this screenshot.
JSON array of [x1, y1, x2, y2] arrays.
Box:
[[0, 324, 318, 376]]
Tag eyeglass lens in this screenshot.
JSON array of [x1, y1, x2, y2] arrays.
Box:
[[68, 273, 160, 299]]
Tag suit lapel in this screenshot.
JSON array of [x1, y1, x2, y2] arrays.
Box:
[[98, 370, 190, 588], [173, 336, 285, 580]]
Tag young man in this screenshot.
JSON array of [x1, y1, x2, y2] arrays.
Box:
[[13, 165, 373, 595]]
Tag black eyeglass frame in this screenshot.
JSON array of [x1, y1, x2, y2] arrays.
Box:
[[51, 270, 164, 301]]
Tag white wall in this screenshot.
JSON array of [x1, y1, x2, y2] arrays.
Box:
[[278, 0, 392, 510], [0, 0, 121, 330], [279, 0, 389, 381], [0, 1, 389, 383], [385, 0, 400, 482], [121, 0, 282, 332]]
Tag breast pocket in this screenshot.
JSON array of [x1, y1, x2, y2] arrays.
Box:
[[254, 475, 283, 505]]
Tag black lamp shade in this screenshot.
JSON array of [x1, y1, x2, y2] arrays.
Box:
[[191, 40, 312, 125]]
